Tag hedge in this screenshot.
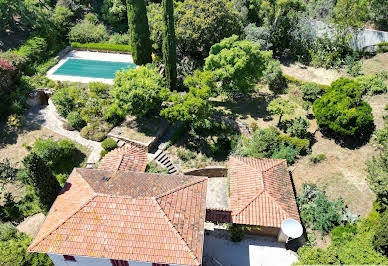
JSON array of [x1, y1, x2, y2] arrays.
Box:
[[283, 74, 330, 91], [277, 134, 310, 155], [71, 42, 132, 53]]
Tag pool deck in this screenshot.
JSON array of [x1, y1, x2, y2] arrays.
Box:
[[47, 50, 134, 84]]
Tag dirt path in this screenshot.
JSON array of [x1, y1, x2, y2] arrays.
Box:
[[25, 100, 102, 166]]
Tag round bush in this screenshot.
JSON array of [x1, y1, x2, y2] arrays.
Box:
[[67, 112, 86, 130], [101, 138, 117, 151]]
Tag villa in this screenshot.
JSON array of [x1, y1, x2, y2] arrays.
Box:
[[28, 147, 300, 266]]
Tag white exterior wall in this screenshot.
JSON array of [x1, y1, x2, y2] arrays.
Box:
[[48, 254, 151, 266]]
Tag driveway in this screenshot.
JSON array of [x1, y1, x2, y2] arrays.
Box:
[[203, 229, 298, 266]]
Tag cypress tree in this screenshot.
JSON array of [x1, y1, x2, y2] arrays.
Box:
[[126, 0, 152, 65], [22, 152, 61, 211], [162, 0, 177, 90]]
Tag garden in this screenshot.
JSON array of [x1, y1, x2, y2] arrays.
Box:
[[1, 0, 388, 264]]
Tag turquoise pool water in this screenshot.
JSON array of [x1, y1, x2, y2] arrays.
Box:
[[53, 58, 136, 79]]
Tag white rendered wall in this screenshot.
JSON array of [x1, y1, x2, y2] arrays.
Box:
[[48, 254, 151, 266]]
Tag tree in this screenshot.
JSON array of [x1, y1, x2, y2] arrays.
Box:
[[333, 0, 370, 29], [22, 152, 61, 211], [101, 0, 127, 32], [287, 116, 310, 138], [267, 98, 296, 125], [175, 0, 243, 58], [126, 0, 152, 65], [374, 210, 388, 255], [263, 60, 285, 92], [162, 0, 177, 90], [0, 223, 53, 266], [160, 70, 215, 127], [204, 35, 271, 98], [312, 78, 374, 137], [370, 0, 388, 31], [366, 147, 388, 209], [112, 65, 166, 117]]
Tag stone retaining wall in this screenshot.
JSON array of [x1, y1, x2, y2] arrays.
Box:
[[184, 167, 228, 177]]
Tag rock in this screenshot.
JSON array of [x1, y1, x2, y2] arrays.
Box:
[[16, 213, 46, 237]]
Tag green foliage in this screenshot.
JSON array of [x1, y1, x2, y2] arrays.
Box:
[[162, 0, 177, 90], [101, 138, 117, 151], [101, 0, 127, 32], [296, 246, 340, 265], [286, 116, 310, 139], [161, 71, 215, 127], [267, 98, 296, 125], [345, 55, 362, 77], [374, 210, 388, 255], [300, 82, 324, 102], [244, 23, 271, 49], [32, 138, 85, 176], [226, 223, 246, 242], [370, 0, 388, 30], [309, 153, 327, 164], [204, 35, 270, 98], [102, 104, 125, 125], [297, 184, 349, 234], [108, 33, 131, 45], [80, 123, 108, 141], [0, 159, 18, 182], [374, 125, 388, 147], [22, 152, 61, 211], [67, 111, 86, 130], [52, 6, 75, 36], [113, 65, 166, 117], [366, 147, 388, 209], [272, 144, 298, 164], [145, 161, 169, 174], [263, 60, 286, 92], [147, 3, 163, 53], [0, 223, 53, 266], [175, 0, 243, 58], [333, 0, 369, 29], [69, 16, 109, 43], [71, 42, 131, 53], [177, 148, 197, 162], [51, 88, 75, 117], [313, 78, 374, 137], [355, 72, 388, 96], [126, 0, 152, 65]]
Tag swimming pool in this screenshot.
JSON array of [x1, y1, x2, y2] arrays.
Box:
[[53, 58, 136, 79]]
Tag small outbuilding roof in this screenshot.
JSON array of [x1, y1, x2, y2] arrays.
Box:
[[228, 156, 300, 228], [28, 168, 207, 266], [98, 145, 148, 172]]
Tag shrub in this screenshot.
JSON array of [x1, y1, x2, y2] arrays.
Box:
[[71, 42, 131, 53], [51, 88, 75, 117], [226, 223, 245, 242], [204, 35, 271, 98], [112, 65, 166, 117], [313, 78, 374, 137], [244, 24, 271, 49], [69, 17, 109, 43], [300, 82, 324, 102], [355, 72, 388, 96], [67, 111, 86, 130], [366, 148, 388, 209], [277, 134, 310, 155], [108, 33, 131, 45], [177, 149, 196, 162], [145, 161, 169, 174], [374, 210, 388, 255], [15, 36, 48, 65], [345, 55, 362, 77], [286, 116, 310, 138], [263, 60, 286, 92], [101, 138, 117, 151], [103, 104, 125, 125], [271, 145, 298, 164], [80, 123, 107, 141], [296, 246, 340, 265], [267, 98, 296, 125], [309, 153, 327, 164], [298, 184, 348, 234], [374, 125, 388, 146], [0, 159, 18, 182]]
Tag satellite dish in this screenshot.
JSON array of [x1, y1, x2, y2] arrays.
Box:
[[278, 219, 303, 243]]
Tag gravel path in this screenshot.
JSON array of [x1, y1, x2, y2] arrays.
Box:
[[25, 100, 102, 166]]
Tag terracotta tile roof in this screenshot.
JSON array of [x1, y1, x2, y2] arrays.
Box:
[[98, 145, 148, 172], [228, 156, 300, 228], [28, 169, 207, 266]]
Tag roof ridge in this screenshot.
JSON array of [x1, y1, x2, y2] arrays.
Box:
[[155, 177, 207, 200], [153, 199, 201, 266], [28, 193, 97, 251], [231, 157, 265, 192], [261, 159, 287, 191], [232, 190, 264, 217], [262, 191, 290, 218]]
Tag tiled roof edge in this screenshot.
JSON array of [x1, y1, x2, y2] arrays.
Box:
[[153, 199, 201, 266], [28, 192, 97, 251], [232, 190, 264, 217], [155, 176, 208, 200]]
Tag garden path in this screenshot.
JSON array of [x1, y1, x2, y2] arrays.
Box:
[[25, 100, 102, 166]]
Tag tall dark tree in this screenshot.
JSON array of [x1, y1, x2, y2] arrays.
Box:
[[22, 152, 61, 211], [126, 0, 152, 65], [162, 0, 177, 90]]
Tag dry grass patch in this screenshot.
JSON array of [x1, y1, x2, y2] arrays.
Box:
[[362, 53, 388, 79]]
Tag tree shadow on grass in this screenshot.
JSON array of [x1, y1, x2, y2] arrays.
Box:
[[0, 121, 42, 149], [319, 127, 375, 150]]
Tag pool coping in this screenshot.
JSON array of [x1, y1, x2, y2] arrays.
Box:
[[46, 50, 135, 84]]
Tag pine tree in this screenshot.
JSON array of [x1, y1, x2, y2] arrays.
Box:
[[22, 152, 61, 211], [162, 0, 177, 90], [126, 0, 152, 65]]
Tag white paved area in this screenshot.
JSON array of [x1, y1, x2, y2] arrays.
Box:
[[206, 177, 230, 209], [203, 230, 298, 266], [25, 99, 102, 166], [46, 50, 134, 84]]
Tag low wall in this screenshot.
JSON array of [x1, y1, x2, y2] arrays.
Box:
[[184, 167, 228, 177], [247, 226, 280, 238], [206, 209, 232, 223]]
